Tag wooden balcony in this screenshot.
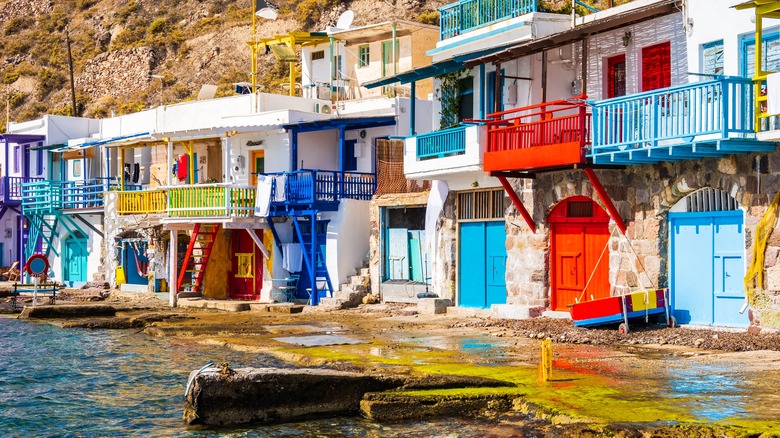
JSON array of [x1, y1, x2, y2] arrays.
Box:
[[116, 190, 167, 215], [264, 169, 376, 215], [167, 184, 256, 218], [439, 0, 536, 40], [589, 77, 776, 165], [483, 98, 590, 173], [23, 178, 141, 213]]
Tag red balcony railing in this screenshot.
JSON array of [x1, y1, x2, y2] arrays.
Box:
[[484, 97, 590, 173]]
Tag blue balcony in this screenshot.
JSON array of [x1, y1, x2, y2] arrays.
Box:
[[439, 0, 536, 40], [416, 125, 468, 159], [589, 77, 777, 165], [263, 169, 376, 215]]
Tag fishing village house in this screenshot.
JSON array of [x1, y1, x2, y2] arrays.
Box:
[[5, 116, 103, 285], [370, 0, 780, 329], [8, 17, 435, 307]]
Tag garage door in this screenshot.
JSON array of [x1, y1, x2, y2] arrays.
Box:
[[669, 189, 748, 327]]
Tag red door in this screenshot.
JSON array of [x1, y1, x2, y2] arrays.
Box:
[[229, 230, 262, 300], [641, 42, 671, 92], [550, 197, 611, 311], [606, 54, 626, 98]]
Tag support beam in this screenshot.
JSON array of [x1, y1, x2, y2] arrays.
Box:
[[584, 168, 627, 235], [490, 171, 536, 179], [310, 213, 318, 306], [267, 219, 282, 250], [73, 214, 104, 238], [167, 140, 173, 186], [169, 230, 178, 307], [410, 80, 416, 136], [247, 228, 271, 258], [338, 126, 346, 172], [497, 176, 535, 233]]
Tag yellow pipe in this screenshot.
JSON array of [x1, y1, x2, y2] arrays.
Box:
[[188, 140, 195, 184], [289, 35, 296, 96]]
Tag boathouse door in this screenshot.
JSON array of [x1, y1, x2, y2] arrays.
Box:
[[229, 230, 262, 300], [457, 189, 507, 309], [64, 236, 87, 283], [669, 189, 748, 327], [549, 197, 611, 311]]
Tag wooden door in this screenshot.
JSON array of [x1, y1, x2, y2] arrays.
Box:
[[229, 230, 262, 300], [607, 54, 626, 98], [641, 42, 671, 92], [250, 150, 265, 186], [550, 197, 610, 311]]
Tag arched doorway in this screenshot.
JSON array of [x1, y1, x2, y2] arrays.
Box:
[[549, 196, 611, 311], [669, 188, 748, 327]]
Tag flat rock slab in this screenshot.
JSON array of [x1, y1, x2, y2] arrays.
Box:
[[273, 335, 367, 346], [360, 391, 518, 422], [184, 367, 406, 427], [18, 304, 117, 319]]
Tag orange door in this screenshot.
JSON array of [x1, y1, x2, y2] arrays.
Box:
[[250, 150, 265, 186], [550, 197, 610, 311]]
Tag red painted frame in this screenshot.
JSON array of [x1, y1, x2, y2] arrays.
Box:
[[484, 96, 590, 172]]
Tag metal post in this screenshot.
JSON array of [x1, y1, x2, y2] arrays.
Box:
[[288, 35, 296, 97], [410, 80, 416, 136], [166, 140, 173, 186], [169, 229, 178, 307], [251, 0, 257, 92], [310, 212, 318, 306]]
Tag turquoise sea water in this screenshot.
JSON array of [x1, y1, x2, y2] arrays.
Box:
[[0, 317, 541, 437]]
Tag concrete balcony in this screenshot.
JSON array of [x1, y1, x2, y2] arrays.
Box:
[[404, 124, 486, 180]]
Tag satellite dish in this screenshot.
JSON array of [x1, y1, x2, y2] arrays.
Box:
[[255, 0, 278, 20], [336, 10, 354, 29]]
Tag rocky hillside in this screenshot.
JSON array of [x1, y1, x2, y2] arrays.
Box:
[[0, 0, 630, 129]]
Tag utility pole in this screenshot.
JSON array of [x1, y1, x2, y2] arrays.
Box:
[[5, 85, 10, 131], [65, 24, 77, 117]]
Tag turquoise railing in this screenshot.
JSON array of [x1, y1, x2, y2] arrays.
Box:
[[23, 178, 140, 212], [589, 77, 756, 162], [439, 0, 536, 40], [415, 125, 468, 159]]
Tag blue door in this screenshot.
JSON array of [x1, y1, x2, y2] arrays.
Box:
[[670, 211, 748, 327], [459, 221, 506, 308], [64, 238, 87, 283]]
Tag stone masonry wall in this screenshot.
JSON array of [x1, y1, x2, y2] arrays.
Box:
[[502, 152, 780, 327]]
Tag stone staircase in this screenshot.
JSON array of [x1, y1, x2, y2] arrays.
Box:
[[318, 261, 371, 310]]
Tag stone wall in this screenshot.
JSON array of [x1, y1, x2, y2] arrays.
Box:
[[77, 47, 160, 100], [0, 0, 52, 23], [500, 152, 780, 326]]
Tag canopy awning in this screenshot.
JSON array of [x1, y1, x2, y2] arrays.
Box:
[[0, 134, 45, 144], [283, 116, 396, 133], [361, 44, 519, 89], [58, 132, 153, 151], [734, 1, 780, 19]]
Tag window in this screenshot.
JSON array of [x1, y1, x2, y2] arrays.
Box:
[[13, 146, 20, 174], [458, 76, 474, 122], [236, 253, 254, 278], [72, 159, 82, 178], [381, 40, 400, 77], [742, 33, 780, 78], [641, 42, 671, 92], [358, 45, 370, 68], [606, 54, 626, 98], [702, 40, 724, 77], [332, 54, 343, 79], [311, 50, 324, 61], [36, 149, 43, 176], [457, 189, 507, 221]]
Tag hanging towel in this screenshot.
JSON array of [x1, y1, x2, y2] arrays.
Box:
[[767, 72, 780, 116], [177, 155, 188, 182], [254, 175, 273, 217], [282, 243, 303, 273], [273, 174, 286, 202]]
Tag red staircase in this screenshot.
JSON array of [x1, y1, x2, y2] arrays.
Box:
[[177, 224, 220, 294]]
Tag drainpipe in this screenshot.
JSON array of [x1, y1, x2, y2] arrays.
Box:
[[329, 37, 335, 102], [392, 23, 397, 77], [479, 64, 486, 119]]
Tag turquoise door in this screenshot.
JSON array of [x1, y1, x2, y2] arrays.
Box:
[[64, 238, 87, 283], [459, 221, 506, 308], [670, 211, 748, 327]]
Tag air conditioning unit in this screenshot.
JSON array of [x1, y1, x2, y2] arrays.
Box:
[[320, 105, 333, 115]]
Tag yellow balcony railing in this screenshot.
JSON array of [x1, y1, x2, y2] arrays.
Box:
[[167, 184, 256, 218], [117, 190, 167, 215]]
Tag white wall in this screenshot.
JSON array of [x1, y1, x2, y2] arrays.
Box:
[[48, 214, 103, 285], [586, 14, 687, 101], [297, 130, 338, 170], [326, 199, 370, 287]]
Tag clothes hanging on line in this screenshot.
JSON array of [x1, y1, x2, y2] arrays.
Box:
[[177, 155, 188, 182], [282, 243, 303, 273], [254, 175, 273, 217]]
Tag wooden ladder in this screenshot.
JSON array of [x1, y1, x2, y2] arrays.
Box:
[[177, 223, 220, 294]]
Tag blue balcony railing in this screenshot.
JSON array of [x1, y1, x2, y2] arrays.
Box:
[[264, 169, 376, 211], [439, 0, 536, 40], [0, 176, 43, 204], [416, 125, 467, 159], [588, 77, 774, 165], [22, 178, 141, 213]]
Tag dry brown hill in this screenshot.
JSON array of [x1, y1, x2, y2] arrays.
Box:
[[0, 0, 629, 129]]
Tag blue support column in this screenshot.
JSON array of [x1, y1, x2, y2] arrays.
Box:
[[479, 64, 486, 119], [338, 126, 346, 172], [310, 212, 318, 306], [410, 80, 416, 136]]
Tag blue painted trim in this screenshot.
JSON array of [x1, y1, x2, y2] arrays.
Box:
[[427, 21, 528, 57], [478, 64, 486, 119], [410, 80, 417, 136], [668, 210, 744, 220], [575, 0, 598, 13], [290, 130, 298, 171], [338, 126, 346, 172]]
